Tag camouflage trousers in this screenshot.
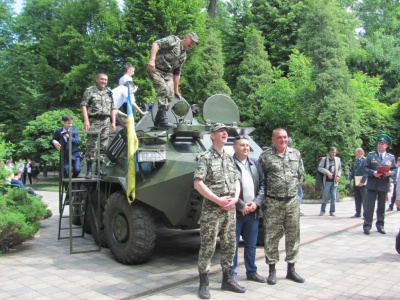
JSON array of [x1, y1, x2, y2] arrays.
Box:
[[147, 69, 174, 110], [85, 118, 110, 162], [262, 195, 300, 264], [198, 201, 236, 273]]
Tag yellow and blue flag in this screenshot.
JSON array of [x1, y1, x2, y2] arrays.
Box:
[[126, 84, 139, 204]]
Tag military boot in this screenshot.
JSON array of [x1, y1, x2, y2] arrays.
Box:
[[267, 264, 277, 285], [85, 162, 93, 179], [286, 263, 305, 283], [154, 109, 176, 128], [221, 267, 246, 293], [198, 273, 210, 299]]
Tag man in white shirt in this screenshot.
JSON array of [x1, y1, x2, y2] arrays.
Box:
[[119, 64, 135, 86]]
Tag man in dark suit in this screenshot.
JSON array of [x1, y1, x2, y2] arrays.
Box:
[[50, 114, 81, 181], [347, 148, 368, 218], [362, 134, 396, 235]]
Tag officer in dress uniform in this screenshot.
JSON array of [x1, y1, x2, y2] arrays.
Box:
[[362, 134, 396, 235]]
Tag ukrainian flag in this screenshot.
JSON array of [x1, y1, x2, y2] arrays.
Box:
[[126, 84, 139, 204]]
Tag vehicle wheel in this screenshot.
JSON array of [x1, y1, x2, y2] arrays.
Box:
[[256, 217, 264, 246], [72, 183, 91, 233], [89, 190, 108, 248], [105, 191, 156, 264]]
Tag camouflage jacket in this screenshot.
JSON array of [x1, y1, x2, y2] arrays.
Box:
[[259, 146, 304, 198], [155, 35, 186, 76], [81, 86, 115, 117], [194, 146, 240, 196]]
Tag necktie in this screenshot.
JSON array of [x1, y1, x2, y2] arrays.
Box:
[[380, 154, 383, 160]]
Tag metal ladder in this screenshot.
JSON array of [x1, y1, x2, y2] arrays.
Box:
[[57, 130, 102, 254]]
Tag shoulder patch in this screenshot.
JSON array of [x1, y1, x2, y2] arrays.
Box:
[[196, 162, 205, 170]]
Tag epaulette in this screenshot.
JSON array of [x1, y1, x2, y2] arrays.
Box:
[[195, 151, 208, 161], [107, 87, 113, 97], [388, 153, 394, 157], [86, 85, 94, 90]]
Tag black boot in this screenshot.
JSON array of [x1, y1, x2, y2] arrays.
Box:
[[267, 264, 277, 285], [286, 263, 305, 283], [198, 273, 210, 299], [221, 268, 246, 293], [85, 162, 92, 179], [154, 109, 176, 128]]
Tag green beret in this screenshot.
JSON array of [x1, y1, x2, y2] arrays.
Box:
[[377, 134, 392, 146]]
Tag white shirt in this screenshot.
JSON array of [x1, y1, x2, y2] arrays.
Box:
[[119, 74, 133, 86], [112, 86, 137, 110]]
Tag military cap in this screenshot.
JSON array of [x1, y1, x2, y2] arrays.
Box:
[[186, 32, 199, 44], [210, 123, 229, 133], [377, 133, 392, 146]]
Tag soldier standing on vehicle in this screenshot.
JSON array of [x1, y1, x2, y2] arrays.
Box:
[[147, 32, 198, 128], [259, 128, 305, 285], [81, 73, 116, 179], [194, 123, 246, 299]]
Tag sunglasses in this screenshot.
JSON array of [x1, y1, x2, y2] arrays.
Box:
[[234, 135, 249, 140]]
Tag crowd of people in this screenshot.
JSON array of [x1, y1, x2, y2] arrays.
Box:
[[4, 30, 400, 299]]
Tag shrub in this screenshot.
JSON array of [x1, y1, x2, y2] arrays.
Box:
[[0, 188, 49, 253]]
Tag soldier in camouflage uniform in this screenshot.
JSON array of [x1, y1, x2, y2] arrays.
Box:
[[81, 73, 116, 179], [193, 123, 246, 299], [147, 32, 198, 128], [259, 128, 305, 285]]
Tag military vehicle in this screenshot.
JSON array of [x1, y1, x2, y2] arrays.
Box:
[[77, 94, 263, 265]]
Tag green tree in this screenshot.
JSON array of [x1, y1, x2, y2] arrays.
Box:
[[258, 50, 315, 148], [232, 27, 272, 144], [218, 0, 253, 89], [18, 109, 83, 168], [187, 30, 231, 108], [296, 0, 360, 171], [251, 0, 306, 71]]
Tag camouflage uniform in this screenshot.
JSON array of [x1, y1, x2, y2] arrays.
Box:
[[259, 146, 304, 264], [147, 35, 186, 110], [80, 86, 115, 162], [194, 146, 241, 273]]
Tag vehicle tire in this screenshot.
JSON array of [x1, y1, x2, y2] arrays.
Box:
[[256, 217, 264, 246], [72, 183, 91, 233], [89, 190, 108, 248], [104, 191, 156, 264]]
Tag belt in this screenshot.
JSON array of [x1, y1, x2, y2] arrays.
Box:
[[90, 115, 109, 120], [214, 193, 233, 197], [267, 195, 296, 201]]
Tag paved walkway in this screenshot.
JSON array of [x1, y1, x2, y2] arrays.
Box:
[[0, 191, 399, 299]]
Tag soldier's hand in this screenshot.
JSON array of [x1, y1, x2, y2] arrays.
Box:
[[84, 120, 90, 131], [221, 196, 236, 211], [175, 91, 181, 99], [373, 171, 382, 178], [111, 123, 116, 132], [147, 60, 155, 72]]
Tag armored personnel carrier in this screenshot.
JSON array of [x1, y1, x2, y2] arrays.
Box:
[[78, 94, 263, 264]]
